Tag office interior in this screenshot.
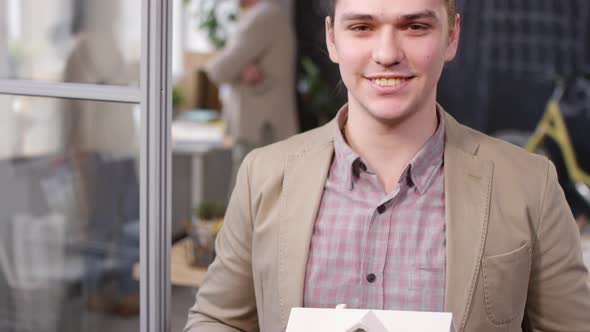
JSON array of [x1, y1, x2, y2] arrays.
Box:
[[0, 0, 589, 331]]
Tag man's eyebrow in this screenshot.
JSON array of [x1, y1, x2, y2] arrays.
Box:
[[399, 10, 438, 21], [339, 13, 376, 22], [339, 10, 439, 23]]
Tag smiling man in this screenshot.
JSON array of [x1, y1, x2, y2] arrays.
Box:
[[185, 0, 590, 331]]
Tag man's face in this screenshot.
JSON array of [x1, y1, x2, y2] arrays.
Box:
[[326, 0, 460, 125]]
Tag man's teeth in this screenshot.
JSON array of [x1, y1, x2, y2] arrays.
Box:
[[372, 78, 407, 87]]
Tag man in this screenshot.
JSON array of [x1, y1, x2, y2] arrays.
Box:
[[204, 0, 299, 171], [186, 0, 590, 331]]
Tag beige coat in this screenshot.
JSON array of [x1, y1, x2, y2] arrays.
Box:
[[185, 112, 590, 332], [62, 32, 138, 155], [204, 1, 299, 144]]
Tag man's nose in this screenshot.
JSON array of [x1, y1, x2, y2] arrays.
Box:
[[372, 28, 404, 67]]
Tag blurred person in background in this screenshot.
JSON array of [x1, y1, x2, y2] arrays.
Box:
[[62, 0, 140, 317], [63, 0, 138, 156], [204, 0, 299, 186]]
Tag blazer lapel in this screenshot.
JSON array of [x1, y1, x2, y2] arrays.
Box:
[[277, 126, 335, 329], [443, 114, 494, 331]]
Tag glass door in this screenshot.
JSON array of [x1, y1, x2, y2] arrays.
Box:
[[0, 1, 172, 332]]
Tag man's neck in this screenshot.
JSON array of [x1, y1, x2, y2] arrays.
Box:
[[344, 100, 439, 192]]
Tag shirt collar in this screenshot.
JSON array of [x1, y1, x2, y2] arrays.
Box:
[[408, 107, 445, 194], [333, 105, 361, 190], [332, 104, 445, 194]]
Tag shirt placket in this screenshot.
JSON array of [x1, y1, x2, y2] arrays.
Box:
[[360, 182, 400, 310]]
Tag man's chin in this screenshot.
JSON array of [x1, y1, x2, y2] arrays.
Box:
[[365, 101, 413, 124]]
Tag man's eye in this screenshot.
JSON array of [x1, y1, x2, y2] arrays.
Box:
[[350, 25, 371, 32], [407, 23, 429, 31]]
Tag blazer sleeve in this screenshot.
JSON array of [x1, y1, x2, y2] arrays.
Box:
[[204, 7, 274, 85], [184, 152, 258, 332], [523, 160, 590, 331]]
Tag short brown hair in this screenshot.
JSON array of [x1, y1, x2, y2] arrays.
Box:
[[326, 0, 457, 29]]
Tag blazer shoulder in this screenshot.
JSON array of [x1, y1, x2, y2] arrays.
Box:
[[244, 123, 334, 175], [464, 124, 552, 183], [254, 2, 284, 16], [444, 112, 548, 174], [243, 2, 284, 26]]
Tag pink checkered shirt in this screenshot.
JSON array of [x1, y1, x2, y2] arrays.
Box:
[[303, 106, 446, 311]]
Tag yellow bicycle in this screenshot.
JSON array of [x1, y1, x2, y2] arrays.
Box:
[[495, 80, 590, 233]]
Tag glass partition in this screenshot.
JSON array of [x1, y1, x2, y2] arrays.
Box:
[[0, 95, 140, 332], [0, 0, 141, 85]]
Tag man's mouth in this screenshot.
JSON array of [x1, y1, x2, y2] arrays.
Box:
[[368, 76, 414, 88]]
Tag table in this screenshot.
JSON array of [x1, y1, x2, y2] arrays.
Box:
[[133, 237, 208, 288], [171, 127, 233, 238]]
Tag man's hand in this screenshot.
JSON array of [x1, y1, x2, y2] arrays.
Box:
[[240, 63, 264, 85]]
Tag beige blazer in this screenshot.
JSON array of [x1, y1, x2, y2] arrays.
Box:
[[204, 1, 299, 144], [185, 112, 590, 332], [62, 32, 138, 155]]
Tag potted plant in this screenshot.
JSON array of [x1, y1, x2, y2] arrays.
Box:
[[298, 56, 346, 124], [184, 0, 236, 49], [187, 200, 225, 266]]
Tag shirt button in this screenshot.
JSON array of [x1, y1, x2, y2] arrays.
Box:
[[366, 273, 376, 283], [377, 205, 386, 214]]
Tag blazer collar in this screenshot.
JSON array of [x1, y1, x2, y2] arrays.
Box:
[[442, 112, 493, 331], [277, 114, 493, 332], [277, 119, 336, 329]]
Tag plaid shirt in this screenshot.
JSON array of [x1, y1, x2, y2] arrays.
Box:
[[303, 106, 446, 311]]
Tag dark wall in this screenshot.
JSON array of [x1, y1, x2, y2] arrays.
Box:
[[294, 0, 344, 131], [295, 0, 590, 139], [438, 0, 590, 134]]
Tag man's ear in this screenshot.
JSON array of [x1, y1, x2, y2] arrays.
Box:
[[445, 13, 461, 62], [325, 17, 339, 64]]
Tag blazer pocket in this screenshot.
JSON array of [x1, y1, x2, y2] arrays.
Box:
[[482, 242, 532, 325]]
